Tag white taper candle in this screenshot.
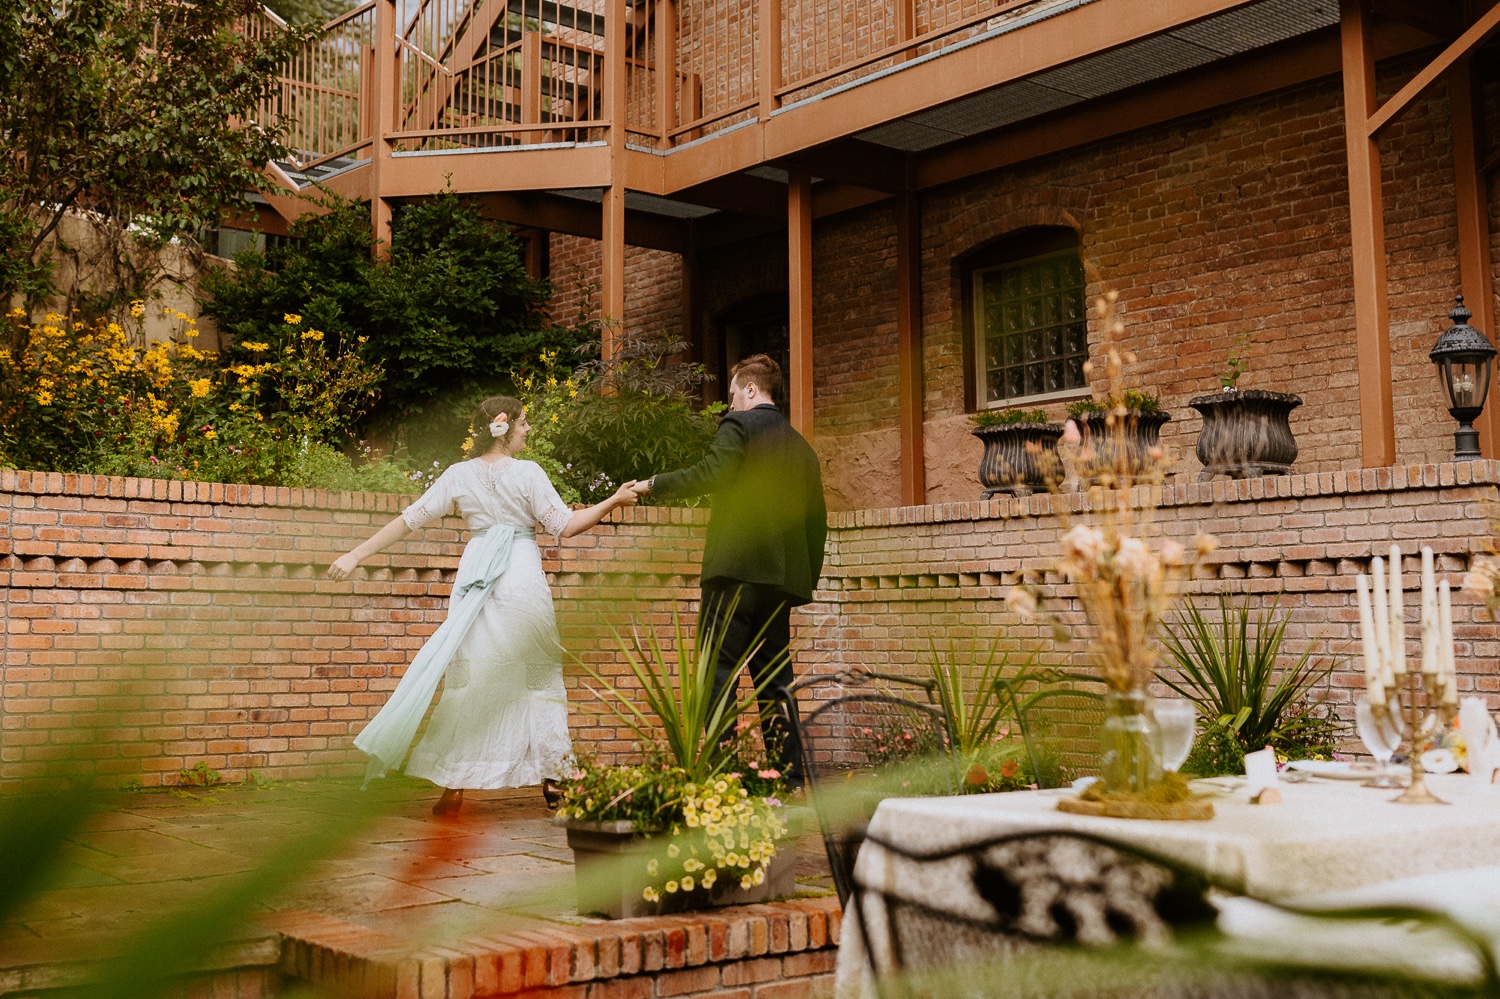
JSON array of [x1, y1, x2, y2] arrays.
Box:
[[1390, 544, 1407, 677]]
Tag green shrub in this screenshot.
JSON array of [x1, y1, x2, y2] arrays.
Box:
[[969, 408, 1049, 427], [1066, 390, 1161, 416], [200, 192, 592, 448], [520, 332, 723, 504]]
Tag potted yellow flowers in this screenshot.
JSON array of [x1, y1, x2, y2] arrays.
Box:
[[557, 609, 800, 918]]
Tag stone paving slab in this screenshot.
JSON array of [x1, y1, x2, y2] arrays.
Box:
[[0, 775, 834, 990]]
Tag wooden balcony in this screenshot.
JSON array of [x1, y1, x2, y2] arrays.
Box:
[[260, 0, 1407, 213]]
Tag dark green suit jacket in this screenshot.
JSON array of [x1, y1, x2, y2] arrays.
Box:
[[652, 404, 827, 605]]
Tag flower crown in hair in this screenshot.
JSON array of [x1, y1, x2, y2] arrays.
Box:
[[489, 414, 510, 438]]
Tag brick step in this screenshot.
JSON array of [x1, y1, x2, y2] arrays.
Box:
[[259, 897, 843, 999]]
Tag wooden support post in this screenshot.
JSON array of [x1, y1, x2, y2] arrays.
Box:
[[522, 31, 543, 143], [601, 0, 628, 359], [758, 0, 781, 119], [656, 0, 676, 147], [788, 171, 814, 440], [369, 0, 398, 255], [680, 72, 702, 141], [1340, 0, 1396, 467], [895, 0, 917, 63], [896, 191, 925, 506], [1450, 55, 1500, 457]]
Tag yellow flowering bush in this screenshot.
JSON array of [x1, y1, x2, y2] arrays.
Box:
[[0, 307, 397, 488], [0, 305, 216, 473]]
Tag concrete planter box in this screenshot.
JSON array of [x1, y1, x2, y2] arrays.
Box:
[[971, 422, 1065, 498], [559, 814, 801, 919], [1189, 389, 1301, 480]]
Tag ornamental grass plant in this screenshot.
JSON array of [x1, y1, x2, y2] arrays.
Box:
[[1161, 593, 1343, 776]]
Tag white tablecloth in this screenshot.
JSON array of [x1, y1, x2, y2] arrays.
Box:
[[834, 775, 1500, 997]]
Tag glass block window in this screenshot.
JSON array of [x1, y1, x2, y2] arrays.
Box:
[[973, 248, 1087, 405]]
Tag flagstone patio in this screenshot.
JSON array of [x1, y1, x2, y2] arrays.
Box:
[[0, 777, 835, 995]]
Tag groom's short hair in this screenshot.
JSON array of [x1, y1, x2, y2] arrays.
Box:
[[730, 354, 782, 403]]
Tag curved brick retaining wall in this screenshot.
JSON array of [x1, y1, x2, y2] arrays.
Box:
[[4, 463, 1500, 788]]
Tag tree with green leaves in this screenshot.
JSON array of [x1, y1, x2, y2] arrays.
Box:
[[200, 192, 596, 454], [0, 0, 313, 312]]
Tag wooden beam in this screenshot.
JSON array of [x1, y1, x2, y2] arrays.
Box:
[[672, 174, 788, 219], [1341, 0, 1396, 467], [1372, 0, 1463, 40], [655, 0, 676, 144], [380, 145, 611, 196], [1366, 0, 1500, 137], [788, 171, 814, 440], [896, 191, 925, 505], [469, 190, 688, 251], [758, 0, 781, 119], [777, 139, 909, 193], [1450, 55, 1500, 458], [369, 0, 398, 255], [602, 0, 628, 354]]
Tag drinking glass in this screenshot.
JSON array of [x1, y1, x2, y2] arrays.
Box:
[[1355, 695, 1405, 788], [1151, 698, 1196, 773]]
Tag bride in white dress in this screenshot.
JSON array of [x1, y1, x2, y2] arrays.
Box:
[[327, 395, 638, 814]]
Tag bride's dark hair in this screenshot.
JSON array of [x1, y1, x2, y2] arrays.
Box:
[[466, 395, 524, 455]]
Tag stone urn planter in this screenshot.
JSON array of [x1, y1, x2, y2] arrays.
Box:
[[1188, 389, 1301, 480], [1074, 409, 1171, 479], [971, 422, 1065, 498], [559, 814, 802, 919]]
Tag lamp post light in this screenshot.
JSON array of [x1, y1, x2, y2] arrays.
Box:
[[1430, 295, 1497, 460]]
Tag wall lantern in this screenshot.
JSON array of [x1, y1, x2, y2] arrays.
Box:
[[1430, 295, 1497, 460]]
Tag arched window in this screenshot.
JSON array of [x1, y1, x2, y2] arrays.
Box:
[[966, 227, 1087, 409]]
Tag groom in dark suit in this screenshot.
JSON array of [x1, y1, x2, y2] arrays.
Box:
[[632, 354, 826, 784]]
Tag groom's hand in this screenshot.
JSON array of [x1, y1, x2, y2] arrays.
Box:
[[630, 477, 653, 496]]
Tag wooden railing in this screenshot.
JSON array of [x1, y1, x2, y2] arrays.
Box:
[[262, 0, 1044, 170]]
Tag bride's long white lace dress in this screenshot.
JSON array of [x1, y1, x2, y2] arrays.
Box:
[[396, 456, 574, 789]]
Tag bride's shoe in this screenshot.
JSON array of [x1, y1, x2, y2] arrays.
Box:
[[542, 779, 562, 809], [432, 788, 464, 815]]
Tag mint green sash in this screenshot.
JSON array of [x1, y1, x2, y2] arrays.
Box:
[[355, 525, 533, 787]]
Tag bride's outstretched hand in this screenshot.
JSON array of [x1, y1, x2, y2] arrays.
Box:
[[612, 481, 641, 508], [327, 552, 360, 581]]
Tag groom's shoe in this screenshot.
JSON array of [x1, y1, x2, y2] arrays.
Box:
[[542, 779, 562, 809], [432, 788, 464, 816]]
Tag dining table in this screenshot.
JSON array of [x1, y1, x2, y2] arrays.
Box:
[[833, 772, 1500, 998]]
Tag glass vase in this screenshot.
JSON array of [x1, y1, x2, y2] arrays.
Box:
[[1099, 690, 1163, 794]]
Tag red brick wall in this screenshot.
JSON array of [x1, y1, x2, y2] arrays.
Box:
[[6, 463, 1500, 790], [548, 234, 686, 341]]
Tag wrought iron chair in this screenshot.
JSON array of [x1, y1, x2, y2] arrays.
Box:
[[993, 669, 1107, 788], [782, 668, 956, 905], [847, 827, 1499, 999]]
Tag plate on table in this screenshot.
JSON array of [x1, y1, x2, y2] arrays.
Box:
[[1285, 760, 1386, 780]]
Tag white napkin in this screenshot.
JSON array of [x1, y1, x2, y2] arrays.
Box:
[[1459, 697, 1498, 781], [1245, 746, 1279, 797]]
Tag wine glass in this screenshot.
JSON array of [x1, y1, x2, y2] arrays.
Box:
[[1355, 695, 1405, 788], [1151, 698, 1196, 773]]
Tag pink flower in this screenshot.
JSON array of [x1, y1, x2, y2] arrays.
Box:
[[727, 772, 742, 779], [1061, 419, 1081, 445], [757, 769, 780, 779], [765, 797, 781, 808], [1062, 525, 1105, 564]]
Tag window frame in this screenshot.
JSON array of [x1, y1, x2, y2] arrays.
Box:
[[962, 228, 1090, 412]]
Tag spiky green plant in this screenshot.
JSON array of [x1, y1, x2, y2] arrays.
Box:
[[578, 600, 782, 782], [1160, 593, 1342, 757]]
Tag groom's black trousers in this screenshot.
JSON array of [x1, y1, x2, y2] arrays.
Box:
[[700, 580, 804, 785]]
